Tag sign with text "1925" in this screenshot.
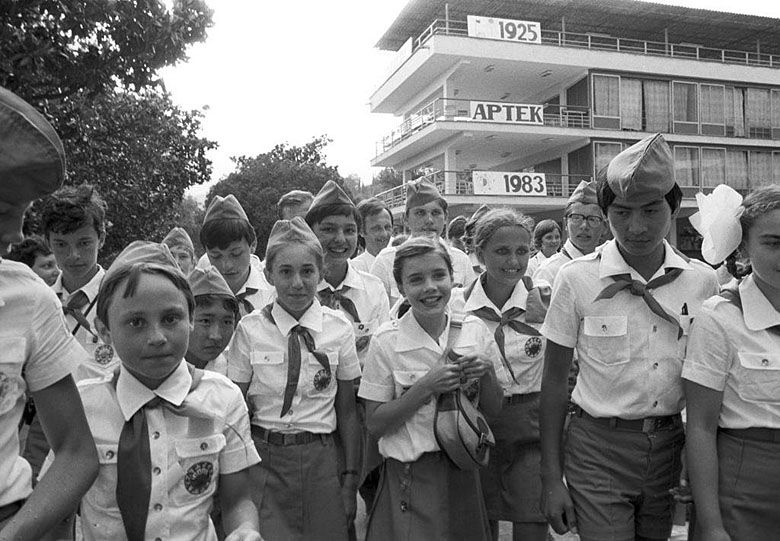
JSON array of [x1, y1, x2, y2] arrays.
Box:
[[469, 101, 543, 125], [472, 171, 548, 196], [467, 15, 542, 44]]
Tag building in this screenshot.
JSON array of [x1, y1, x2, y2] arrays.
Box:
[[369, 0, 780, 257]]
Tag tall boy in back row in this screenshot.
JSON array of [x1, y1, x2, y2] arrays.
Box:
[[539, 134, 719, 541]]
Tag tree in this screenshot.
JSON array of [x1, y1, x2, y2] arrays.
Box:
[[372, 168, 403, 194], [207, 136, 344, 255], [170, 194, 206, 256]]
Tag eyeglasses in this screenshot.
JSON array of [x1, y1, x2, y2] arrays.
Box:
[[567, 214, 604, 227]]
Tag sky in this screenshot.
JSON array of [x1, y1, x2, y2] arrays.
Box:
[[160, 0, 780, 202]]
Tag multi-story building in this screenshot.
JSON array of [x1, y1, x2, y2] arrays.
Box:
[[369, 0, 780, 256]]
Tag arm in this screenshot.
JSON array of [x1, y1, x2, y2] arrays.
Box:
[[684, 380, 730, 541], [335, 379, 361, 522], [539, 340, 577, 535], [220, 469, 262, 541], [0, 376, 99, 541]]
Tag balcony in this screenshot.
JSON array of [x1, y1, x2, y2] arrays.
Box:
[[411, 19, 779, 69]]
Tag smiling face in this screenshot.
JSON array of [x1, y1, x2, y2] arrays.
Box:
[[97, 272, 192, 388], [31, 253, 60, 286], [607, 196, 672, 258], [744, 208, 780, 292], [187, 298, 236, 366], [362, 210, 393, 256], [565, 202, 607, 254], [207, 238, 256, 293], [47, 223, 103, 285], [312, 214, 358, 265], [265, 243, 321, 319], [406, 200, 447, 238], [398, 252, 453, 320], [477, 225, 531, 289], [540, 229, 561, 257]]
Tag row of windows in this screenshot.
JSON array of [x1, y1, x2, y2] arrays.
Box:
[[592, 74, 780, 139]]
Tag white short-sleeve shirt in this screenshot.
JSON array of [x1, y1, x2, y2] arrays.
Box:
[[227, 300, 361, 433], [533, 239, 586, 288], [350, 250, 376, 274], [682, 274, 780, 429], [540, 239, 719, 419]]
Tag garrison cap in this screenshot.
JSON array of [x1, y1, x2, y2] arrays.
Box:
[[446, 215, 467, 238], [306, 180, 355, 219], [265, 216, 323, 261], [465, 204, 490, 236], [405, 179, 443, 210], [606, 134, 675, 203], [0, 86, 66, 204], [104, 241, 181, 283], [188, 266, 234, 298], [203, 194, 249, 224], [277, 189, 314, 209], [567, 180, 598, 206], [162, 227, 195, 255]]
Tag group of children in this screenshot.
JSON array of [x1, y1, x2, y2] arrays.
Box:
[[2, 84, 780, 541]]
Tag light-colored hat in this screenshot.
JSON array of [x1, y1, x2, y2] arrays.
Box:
[[0, 86, 66, 204], [606, 134, 675, 203], [188, 266, 234, 298], [104, 241, 180, 282], [405, 179, 443, 210], [306, 180, 354, 218], [203, 194, 249, 223], [278, 190, 314, 208], [265, 216, 323, 260], [567, 180, 598, 206], [162, 227, 195, 255]]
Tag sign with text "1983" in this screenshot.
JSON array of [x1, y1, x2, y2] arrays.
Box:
[[472, 171, 547, 196], [467, 15, 542, 44]]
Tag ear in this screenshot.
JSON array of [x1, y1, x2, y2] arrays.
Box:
[[474, 245, 485, 265], [94, 317, 112, 345]]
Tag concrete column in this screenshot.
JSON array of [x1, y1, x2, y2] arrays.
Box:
[[443, 149, 456, 195]]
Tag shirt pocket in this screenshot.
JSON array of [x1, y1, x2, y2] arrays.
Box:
[[736, 352, 780, 404], [0, 338, 27, 416], [354, 320, 377, 353], [392, 370, 428, 399], [582, 316, 629, 365], [305, 351, 339, 398], [172, 433, 226, 502], [89, 443, 119, 509], [249, 351, 286, 393]]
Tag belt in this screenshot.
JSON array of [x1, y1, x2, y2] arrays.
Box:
[[720, 427, 780, 443], [573, 406, 681, 433], [251, 425, 333, 446], [503, 392, 539, 406], [0, 500, 24, 523]]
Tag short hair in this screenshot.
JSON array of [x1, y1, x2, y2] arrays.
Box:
[[265, 239, 324, 274], [304, 204, 362, 230], [474, 209, 534, 257], [727, 184, 780, 279], [277, 190, 314, 217], [194, 294, 240, 321], [41, 184, 107, 237], [532, 219, 561, 250], [96, 264, 195, 330], [200, 219, 257, 250], [392, 237, 453, 288], [6, 235, 52, 267], [356, 198, 393, 230], [596, 177, 683, 214]]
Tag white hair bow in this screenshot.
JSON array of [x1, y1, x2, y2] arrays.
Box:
[[688, 185, 743, 265]]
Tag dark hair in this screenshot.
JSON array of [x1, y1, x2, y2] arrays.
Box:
[[532, 219, 561, 250], [277, 190, 314, 218], [474, 209, 534, 259], [727, 185, 780, 279], [356, 198, 393, 230], [304, 204, 362, 230], [200, 219, 257, 250], [596, 177, 683, 214], [194, 294, 240, 321], [6, 235, 52, 267], [446, 216, 466, 240], [41, 184, 107, 237], [97, 264, 195, 329], [392, 237, 453, 288]]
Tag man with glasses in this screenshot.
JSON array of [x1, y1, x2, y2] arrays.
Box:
[[534, 178, 607, 287]]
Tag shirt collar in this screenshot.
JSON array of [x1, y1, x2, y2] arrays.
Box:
[[52, 265, 105, 303], [116, 360, 191, 421], [396, 307, 451, 353], [237, 264, 269, 295], [740, 274, 780, 331], [318, 261, 365, 293], [562, 239, 585, 259], [463, 273, 529, 314], [598, 239, 692, 281], [271, 298, 324, 336]]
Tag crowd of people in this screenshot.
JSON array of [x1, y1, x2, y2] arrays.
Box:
[[1, 86, 779, 541]]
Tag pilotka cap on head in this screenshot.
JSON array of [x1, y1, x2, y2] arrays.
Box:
[[162, 227, 195, 255], [104, 241, 181, 282], [568, 180, 598, 206], [606, 133, 675, 203], [265, 216, 323, 260], [0, 86, 66, 204], [465, 204, 490, 236], [203, 194, 249, 223], [306, 180, 355, 219], [188, 266, 234, 298], [405, 179, 443, 210]]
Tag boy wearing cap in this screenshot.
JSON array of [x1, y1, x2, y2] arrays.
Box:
[[0, 86, 98, 540], [78, 241, 261, 541], [228, 217, 361, 540], [370, 179, 476, 306], [163, 226, 196, 276], [278, 190, 315, 220], [534, 178, 608, 287], [352, 197, 393, 274], [186, 267, 239, 376], [539, 134, 719, 541], [200, 194, 273, 317]]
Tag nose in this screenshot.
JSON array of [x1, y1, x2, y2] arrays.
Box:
[[66, 243, 81, 261], [627, 212, 646, 234], [147, 323, 167, 346], [291, 272, 304, 289], [334, 228, 346, 243], [207, 322, 223, 341]]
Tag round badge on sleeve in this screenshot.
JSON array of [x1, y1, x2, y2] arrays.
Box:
[[94, 344, 114, 365], [524, 337, 542, 358], [313, 368, 332, 391], [184, 461, 214, 495]]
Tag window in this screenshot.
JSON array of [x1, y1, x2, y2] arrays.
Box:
[[700, 84, 725, 135], [750, 151, 772, 186], [772, 90, 780, 139], [674, 146, 699, 187], [725, 86, 746, 137], [673, 82, 698, 134], [593, 74, 620, 129], [621, 78, 642, 131], [746, 88, 770, 139], [701, 148, 725, 187], [726, 150, 749, 190], [594, 142, 623, 173], [643, 80, 670, 132]]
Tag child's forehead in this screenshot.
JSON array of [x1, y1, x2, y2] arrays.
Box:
[[272, 243, 320, 265], [403, 251, 448, 270], [48, 219, 100, 239], [318, 214, 357, 227]]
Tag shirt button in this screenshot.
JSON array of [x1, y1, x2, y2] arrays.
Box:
[[762, 359, 769, 366], [653, 363, 659, 369], [152, 431, 160, 439], [400, 501, 408, 512], [153, 467, 161, 475], [154, 503, 163, 511], [287, 410, 294, 416], [652, 325, 657, 332], [200, 442, 208, 451], [105, 450, 115, 459], [653, 401, 658, 407]]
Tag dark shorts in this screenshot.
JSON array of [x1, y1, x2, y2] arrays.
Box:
[[718, 430, 780, 540], [564, 413, 684, 541]]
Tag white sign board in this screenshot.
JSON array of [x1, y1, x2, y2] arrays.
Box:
[[467, 15, 542, 44], [469, 101, 544, 125], [472, 171, 548, 196]]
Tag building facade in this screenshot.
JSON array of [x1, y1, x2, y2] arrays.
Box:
[[370, 0, 780, 257]]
